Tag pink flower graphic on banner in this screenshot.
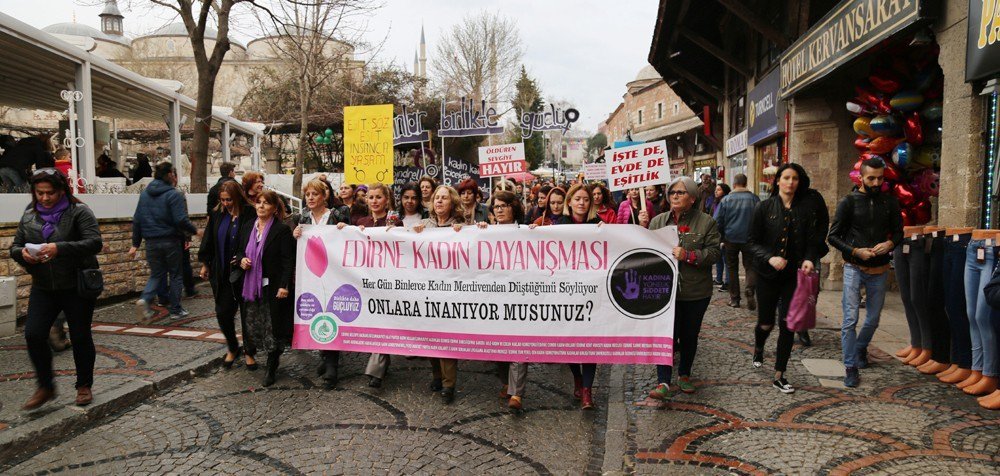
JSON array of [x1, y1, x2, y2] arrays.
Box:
[[305, 236, 328, 277]]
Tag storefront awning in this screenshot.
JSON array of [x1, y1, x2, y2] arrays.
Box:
[[631, 116, 703, 142]]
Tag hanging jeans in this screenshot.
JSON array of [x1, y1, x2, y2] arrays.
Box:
[[926, 235, 951, 363], [943, 234, 973, 369], [894, 237, 933, 349], [964, 240, 998, 377]]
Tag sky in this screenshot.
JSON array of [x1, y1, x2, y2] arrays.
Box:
[[0, 0, 660, 132]]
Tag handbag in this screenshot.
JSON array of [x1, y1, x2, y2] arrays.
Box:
[[77, 268, 104, 299], [786, 269, 820, 332]]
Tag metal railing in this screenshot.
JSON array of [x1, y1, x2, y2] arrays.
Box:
[[266, 186, 302, 215]]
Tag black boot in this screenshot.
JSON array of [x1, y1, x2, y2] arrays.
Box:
[[263, 350, 281, 387], [322, 351, 339, 390]]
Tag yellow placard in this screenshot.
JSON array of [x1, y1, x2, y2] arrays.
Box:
[[344, 104, 394, 184]]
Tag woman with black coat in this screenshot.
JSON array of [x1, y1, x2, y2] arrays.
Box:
[[11, 168, 103, 410], [746, 163, 827, 394], [236, 190, 295, 387], [199, 180, 255, 369]]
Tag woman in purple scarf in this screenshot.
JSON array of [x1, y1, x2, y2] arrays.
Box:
[[10, 168, 102, 410], [235, 190, 295, 387]]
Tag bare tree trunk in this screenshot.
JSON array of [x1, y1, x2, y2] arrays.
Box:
[[190, 72, 217, 193], [294, 79, 311, 198]]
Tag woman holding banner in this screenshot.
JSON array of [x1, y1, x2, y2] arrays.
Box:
[[529, 184, 605, 409], [590, 183, 617, 224], [413, 185, 465, 403], [476, 190, 529, 410], [616, 188, 653, 227], [747, 163, 823, 394], [292, 178, 347, 390], [237, 190, 294, 388], [457, 178, 489, 224], [397, 182, 426, 227], [532, 187, 567, 227], [647, 177, 721, 400]]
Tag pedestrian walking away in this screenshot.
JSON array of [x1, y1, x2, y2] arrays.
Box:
[[713, 174, 760, 309], [128, 162, 198, 320], [711, 182, 730, 290], [11, 168, 102, 410], [647, 176, 721, 401], [828, 157, 903, 387], [748, 163, 826, 394]]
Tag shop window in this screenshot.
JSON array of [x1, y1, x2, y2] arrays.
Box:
[[727, 72, 746, 136]]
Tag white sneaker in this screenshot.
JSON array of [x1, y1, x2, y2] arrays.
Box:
[[135, 299, 154, 320], [772, 378, 795, 394]]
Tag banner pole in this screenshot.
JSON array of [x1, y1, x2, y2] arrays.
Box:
[[440, 136, 446, 183]]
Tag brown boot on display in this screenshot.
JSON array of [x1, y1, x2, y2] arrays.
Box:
[[901, 347, 921, 364], [936, 364, 958, 379], [941, 368, 971, 384], [963, 376, 998, 396], [978, 390, 1000, 410], [957, 370, 983, 390], [918, 360, 949, 375], [895, 345, 913, 358], [908, 349, 932, 367]]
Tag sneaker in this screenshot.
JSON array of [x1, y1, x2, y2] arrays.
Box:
[[844, 367, 860, 388], [648, 383, 670, 401], [773, 378, 795, 394], [857, 348, 869, 369], [135, 299, 155, 320], [797, 331, 812, 347], [752, 350, 763, 368], [508, 395, 523, 411], [720, 283, 728, 291], [677, 377, 696, 394], [168, 309, 190, 320]]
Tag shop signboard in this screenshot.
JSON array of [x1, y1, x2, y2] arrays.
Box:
[[725, 130, 748, 157], [966, 0, 1000, 82], [779, 0, 936, 99], [748, 68, 785, 145]]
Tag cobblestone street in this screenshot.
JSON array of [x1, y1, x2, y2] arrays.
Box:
[[2, 289, 999, 475]]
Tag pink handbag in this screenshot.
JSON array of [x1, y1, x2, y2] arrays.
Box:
[[787, 269, 819, 332]]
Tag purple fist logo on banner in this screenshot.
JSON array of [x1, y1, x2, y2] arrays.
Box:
[[305, 236, 328, 277]]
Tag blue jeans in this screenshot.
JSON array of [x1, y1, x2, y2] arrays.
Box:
[[964, 240, 998, 376], [715, 250, 728, 284], [157, 247, 195, 301], [841, 264, 888, 368], [943, 235, 973, 368], [142, 239, 184, 314]]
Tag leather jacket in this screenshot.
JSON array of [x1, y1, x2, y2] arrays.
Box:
[[10, 202, 103, 291], [747, 194, 828, 279], [827, 190, 903, 267]]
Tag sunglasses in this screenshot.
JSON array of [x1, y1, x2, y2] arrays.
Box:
[[668, 190, 688, 196], [32, 168, 61, 177]]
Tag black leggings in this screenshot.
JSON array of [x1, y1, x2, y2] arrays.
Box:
[[754, 273, 795, 373], [213, 279, 241, 354], [25, 287, 96, 390], [568, 364, 596, 388]]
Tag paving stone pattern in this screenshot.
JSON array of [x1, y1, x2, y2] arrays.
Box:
[[2, 289, 1000, 474]]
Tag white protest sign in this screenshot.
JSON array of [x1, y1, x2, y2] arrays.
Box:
[[478, 143, 527, 177], [605, 140, 670, 191], [292, 224, 680, 364], [584, 162, 608, 180]]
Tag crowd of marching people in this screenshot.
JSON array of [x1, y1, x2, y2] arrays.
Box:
[[13, 156, 1000, 412]]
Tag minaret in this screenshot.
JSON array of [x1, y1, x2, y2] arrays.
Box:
[[99, 0, 124, 37], [413, 50, 419, 76], [419, 24, 427, 79]]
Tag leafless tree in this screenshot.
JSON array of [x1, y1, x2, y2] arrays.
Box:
[[251, 0, 382, 196], [432, 11, 524, 106]]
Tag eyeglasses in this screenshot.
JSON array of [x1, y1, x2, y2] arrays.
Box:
[[668, 190, 688, 196], [492, 204, 510, 211]]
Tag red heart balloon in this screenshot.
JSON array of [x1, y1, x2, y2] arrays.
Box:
[[854, 86, 881, 108], [903, 112, 924, 146], [869, 68, 902, 94], [893, 183, 916, 207], [853, 158, 864, 172], [900, 208, 913, 226], [912, 200, 932, 224], [868, 137, 904, 155]]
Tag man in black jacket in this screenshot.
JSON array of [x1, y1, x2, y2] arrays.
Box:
[[207, 162, 237, 213], [828, 157, 903, 387]]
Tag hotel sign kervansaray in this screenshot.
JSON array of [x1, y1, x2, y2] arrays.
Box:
[[779, 0, 937, 99]]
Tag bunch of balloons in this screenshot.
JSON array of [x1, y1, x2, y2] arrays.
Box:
[[849, 44, 943, 225], [313, 128, 335, 145]]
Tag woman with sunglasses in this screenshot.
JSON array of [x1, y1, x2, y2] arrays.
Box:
[[11, 168, 102, 410]]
